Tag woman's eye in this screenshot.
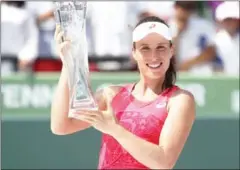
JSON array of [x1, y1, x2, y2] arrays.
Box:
[[156, 46, 165, 50], [141, 47, 150, 50]]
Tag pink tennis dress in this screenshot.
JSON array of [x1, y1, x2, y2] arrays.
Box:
[[98, 84, 179, 169]]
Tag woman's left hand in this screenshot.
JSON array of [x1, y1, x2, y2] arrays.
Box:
[[78, 108, 118, 135]]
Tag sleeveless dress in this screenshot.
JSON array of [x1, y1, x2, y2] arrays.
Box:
[[98, 84, 179, 169]]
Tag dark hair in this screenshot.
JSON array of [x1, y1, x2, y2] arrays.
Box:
[[133, 16, 177, 90], [174, 1, 198, 11], [3, 1, 25, 8]]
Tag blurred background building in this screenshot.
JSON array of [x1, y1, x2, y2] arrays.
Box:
[[1, 1, 239, 169]]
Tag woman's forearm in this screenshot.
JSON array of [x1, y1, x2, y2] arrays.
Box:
[[51, 67, 92, 135], [112, 125, 173, 169], [51, 67, 71, 133]]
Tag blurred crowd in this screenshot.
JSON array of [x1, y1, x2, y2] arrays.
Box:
[[1, 1, 239, 76]]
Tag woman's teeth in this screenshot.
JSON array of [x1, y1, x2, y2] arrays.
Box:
[[147, 63, 162, 68]]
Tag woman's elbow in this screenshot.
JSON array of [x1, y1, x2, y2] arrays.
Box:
[[50, 121, 71, 135], [160, 162, 175, 170], [155, 162, 175, 170], [154, 157, 176, 170], [51, 127, 67, 136]]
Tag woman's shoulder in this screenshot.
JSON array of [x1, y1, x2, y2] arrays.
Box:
[[170, 87, 195, 102], [168, 87, 195, 112], [95, 83, 132, 109], [166, 87, 196, 122], [168, 88, 196, 116]]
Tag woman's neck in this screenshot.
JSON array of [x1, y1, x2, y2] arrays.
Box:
[[135, 76, 165, 96]]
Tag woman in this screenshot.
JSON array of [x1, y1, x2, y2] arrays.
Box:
[[214, 1, 239, 75], [51, 16, 196, 169]]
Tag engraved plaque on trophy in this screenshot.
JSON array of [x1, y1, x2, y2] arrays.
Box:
[[54, 1, 98, 119]]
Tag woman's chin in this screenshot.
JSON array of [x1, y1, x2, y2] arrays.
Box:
[[144, 71, 165, 80]]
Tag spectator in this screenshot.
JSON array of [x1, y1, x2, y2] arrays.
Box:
[[136, 2, 175, 22], [169, 1, 217, 74], [87, 2, 139, 71], [1, 1, 39, 75], [87, 2, 138, 57], [26, 1, 56, 57], [214, 1, 239, 75]]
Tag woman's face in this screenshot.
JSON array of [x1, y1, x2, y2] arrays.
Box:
[[132, 32, 173, 80], [220, 18, 239, 35]]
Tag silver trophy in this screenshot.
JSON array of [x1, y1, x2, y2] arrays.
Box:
[[54, 1, 98, 119]]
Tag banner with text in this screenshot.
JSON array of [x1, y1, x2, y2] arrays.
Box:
[[1, 73, 239, 118]]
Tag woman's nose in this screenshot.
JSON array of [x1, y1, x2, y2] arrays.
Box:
[[151, 50, 160, 60]]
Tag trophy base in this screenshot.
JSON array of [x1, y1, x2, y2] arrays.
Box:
[[68, 101, 98, 119], [68, 107, 98, 119]]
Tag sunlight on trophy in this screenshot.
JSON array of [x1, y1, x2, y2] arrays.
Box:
[[54, 1, 98, 119]]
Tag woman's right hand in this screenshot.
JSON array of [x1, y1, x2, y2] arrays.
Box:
[[54, 24, 71, 63]]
